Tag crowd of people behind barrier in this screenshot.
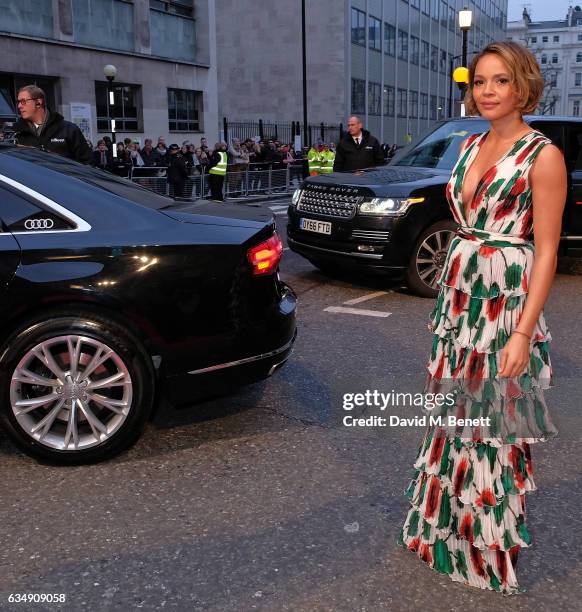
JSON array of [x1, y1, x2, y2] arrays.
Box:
[[89, 135, 314, 179]]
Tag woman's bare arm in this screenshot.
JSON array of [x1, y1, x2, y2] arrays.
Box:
[[499, 143, 566, 377]]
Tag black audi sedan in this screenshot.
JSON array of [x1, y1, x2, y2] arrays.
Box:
[[288, 115, 582, 297], [0, 145, 297, 463]]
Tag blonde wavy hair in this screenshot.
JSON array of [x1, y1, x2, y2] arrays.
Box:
[[465, 41, 544, 116]]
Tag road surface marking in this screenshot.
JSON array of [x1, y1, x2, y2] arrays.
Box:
[[343, 291, 391, 305], [324, 306, 392, 318]]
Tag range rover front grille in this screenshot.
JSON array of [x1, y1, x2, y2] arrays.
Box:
[[298, 185, 364, 219], [351, 229, 391, 241]]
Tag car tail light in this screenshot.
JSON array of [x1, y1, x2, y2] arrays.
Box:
[[247, 233, 283, 276]]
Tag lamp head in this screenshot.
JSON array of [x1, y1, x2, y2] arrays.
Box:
[[103, 64, 117, 83], [459, 9, 473, 30]]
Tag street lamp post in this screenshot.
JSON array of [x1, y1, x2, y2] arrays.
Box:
[[103, 64, 118, 157], [458, 8, 473, 104], [301, 0, 308, 148]]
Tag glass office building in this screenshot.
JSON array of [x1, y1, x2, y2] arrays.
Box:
[[348, 0, 507, 144]]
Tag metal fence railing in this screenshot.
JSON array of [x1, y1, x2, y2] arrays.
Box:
[[223, 120, 342, 148], [129, 161, 307, 200]]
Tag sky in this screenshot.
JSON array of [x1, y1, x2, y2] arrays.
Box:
[[508, 0, 578, 22]]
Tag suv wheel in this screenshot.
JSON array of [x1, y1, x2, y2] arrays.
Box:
[[0, 313, 154, 464], [406, 220, 457, 298]]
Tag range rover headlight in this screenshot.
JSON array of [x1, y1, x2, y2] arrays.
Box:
[[359, 196, 425, 216], [291, 188, 302, 206]]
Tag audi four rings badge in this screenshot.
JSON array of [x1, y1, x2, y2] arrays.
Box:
[[24, 219, 55, 230]]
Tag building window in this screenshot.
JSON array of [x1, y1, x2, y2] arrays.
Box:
[[351, 78, 365, 114], [421, 40, 429, 68], [421, 0, 430, 15], [574, 100, 580, 116], [383, 85, 394, 116], [398, 29, 408, 60], [430, 0, 439, 20], [541, 54, 547, 64], [430, 94, 437, 120], [530, 36, 537, 43], [411, 35, 419, 65], [368, 82, 381, 115], [549, 73, 557, 87], [411, 0, 420, 9], [448, 6, 455, 31], [578, 52, 582, 62], [384, 23, 395, 55], [149, 0, 193, 18], [440, 0, 447, 28], [440, 49, 447, 74], [552, 53, 559, 64], [576, 73, 582, 86], [430, 45, 438, 72], [397, 88, 408, 117], [553, 35, 559, 42], [384, 22, 396, 55], [95, 82, 141, 131], [369, 16, 381, 51], [420, 93, 428, 119], [542, 35, 548, 42], [410, 90, 418, 117], [351, 8, 366, 46], [578, 18, 582, 25], [438, 96, 445, 120], [168, 88, 202, 132]]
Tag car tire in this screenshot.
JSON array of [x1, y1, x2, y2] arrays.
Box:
[[406, 219, 458, 298], [0, 312, 154, 464]]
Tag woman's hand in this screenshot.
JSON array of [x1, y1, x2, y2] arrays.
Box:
[[498, 333, 530, 378]]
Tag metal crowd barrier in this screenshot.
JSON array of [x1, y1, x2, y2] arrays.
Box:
[[129, 161, 306, 201]]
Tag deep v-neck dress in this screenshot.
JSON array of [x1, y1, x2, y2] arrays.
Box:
[[397, 129, 558, 594]]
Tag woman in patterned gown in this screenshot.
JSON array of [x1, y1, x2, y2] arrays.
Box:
[[397, 42, 567, 593]]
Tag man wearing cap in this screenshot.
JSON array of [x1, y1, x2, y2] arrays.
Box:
[[166, 143, 189, 198]]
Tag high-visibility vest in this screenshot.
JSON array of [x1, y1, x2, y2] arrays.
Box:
[[307, 148, 321, 174], [320, 150, 335, 174], [209, 151, 228, 175]]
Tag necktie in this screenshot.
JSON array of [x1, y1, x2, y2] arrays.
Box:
[[101, 151, 106, 166]]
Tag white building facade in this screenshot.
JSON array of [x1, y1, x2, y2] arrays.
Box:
[[507, 6, 582, 117]]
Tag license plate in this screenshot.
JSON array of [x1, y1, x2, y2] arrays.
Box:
[[300, 218, 332, 235]]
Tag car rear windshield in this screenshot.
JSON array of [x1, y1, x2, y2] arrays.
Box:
[[392, 119, 489, 170], [0, 147, 173, 210]]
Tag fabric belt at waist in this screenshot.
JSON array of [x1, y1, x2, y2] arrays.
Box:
[[456, 226, 532, 247]]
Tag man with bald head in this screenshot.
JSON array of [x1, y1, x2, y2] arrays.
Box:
[[333, 115, 384, 172]]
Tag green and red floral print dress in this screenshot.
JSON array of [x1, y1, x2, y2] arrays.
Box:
[[397, 129, 558, 594]]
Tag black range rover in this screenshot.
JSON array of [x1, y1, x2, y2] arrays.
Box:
[[287, 116, 582, 297]]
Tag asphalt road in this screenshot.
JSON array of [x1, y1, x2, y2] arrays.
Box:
[[1, 197, 581, 612]]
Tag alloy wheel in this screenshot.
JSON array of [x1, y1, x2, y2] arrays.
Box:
[[415, 229, 455, 291], [10, 335, 133, 451]]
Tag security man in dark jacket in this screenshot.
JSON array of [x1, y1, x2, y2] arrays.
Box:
[[333, 116, 385, 172], [166, 144, 189, 198], [13, 85, 92, 164]]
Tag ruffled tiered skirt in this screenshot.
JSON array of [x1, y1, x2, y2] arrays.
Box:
[[397, 236, 557, 594]]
